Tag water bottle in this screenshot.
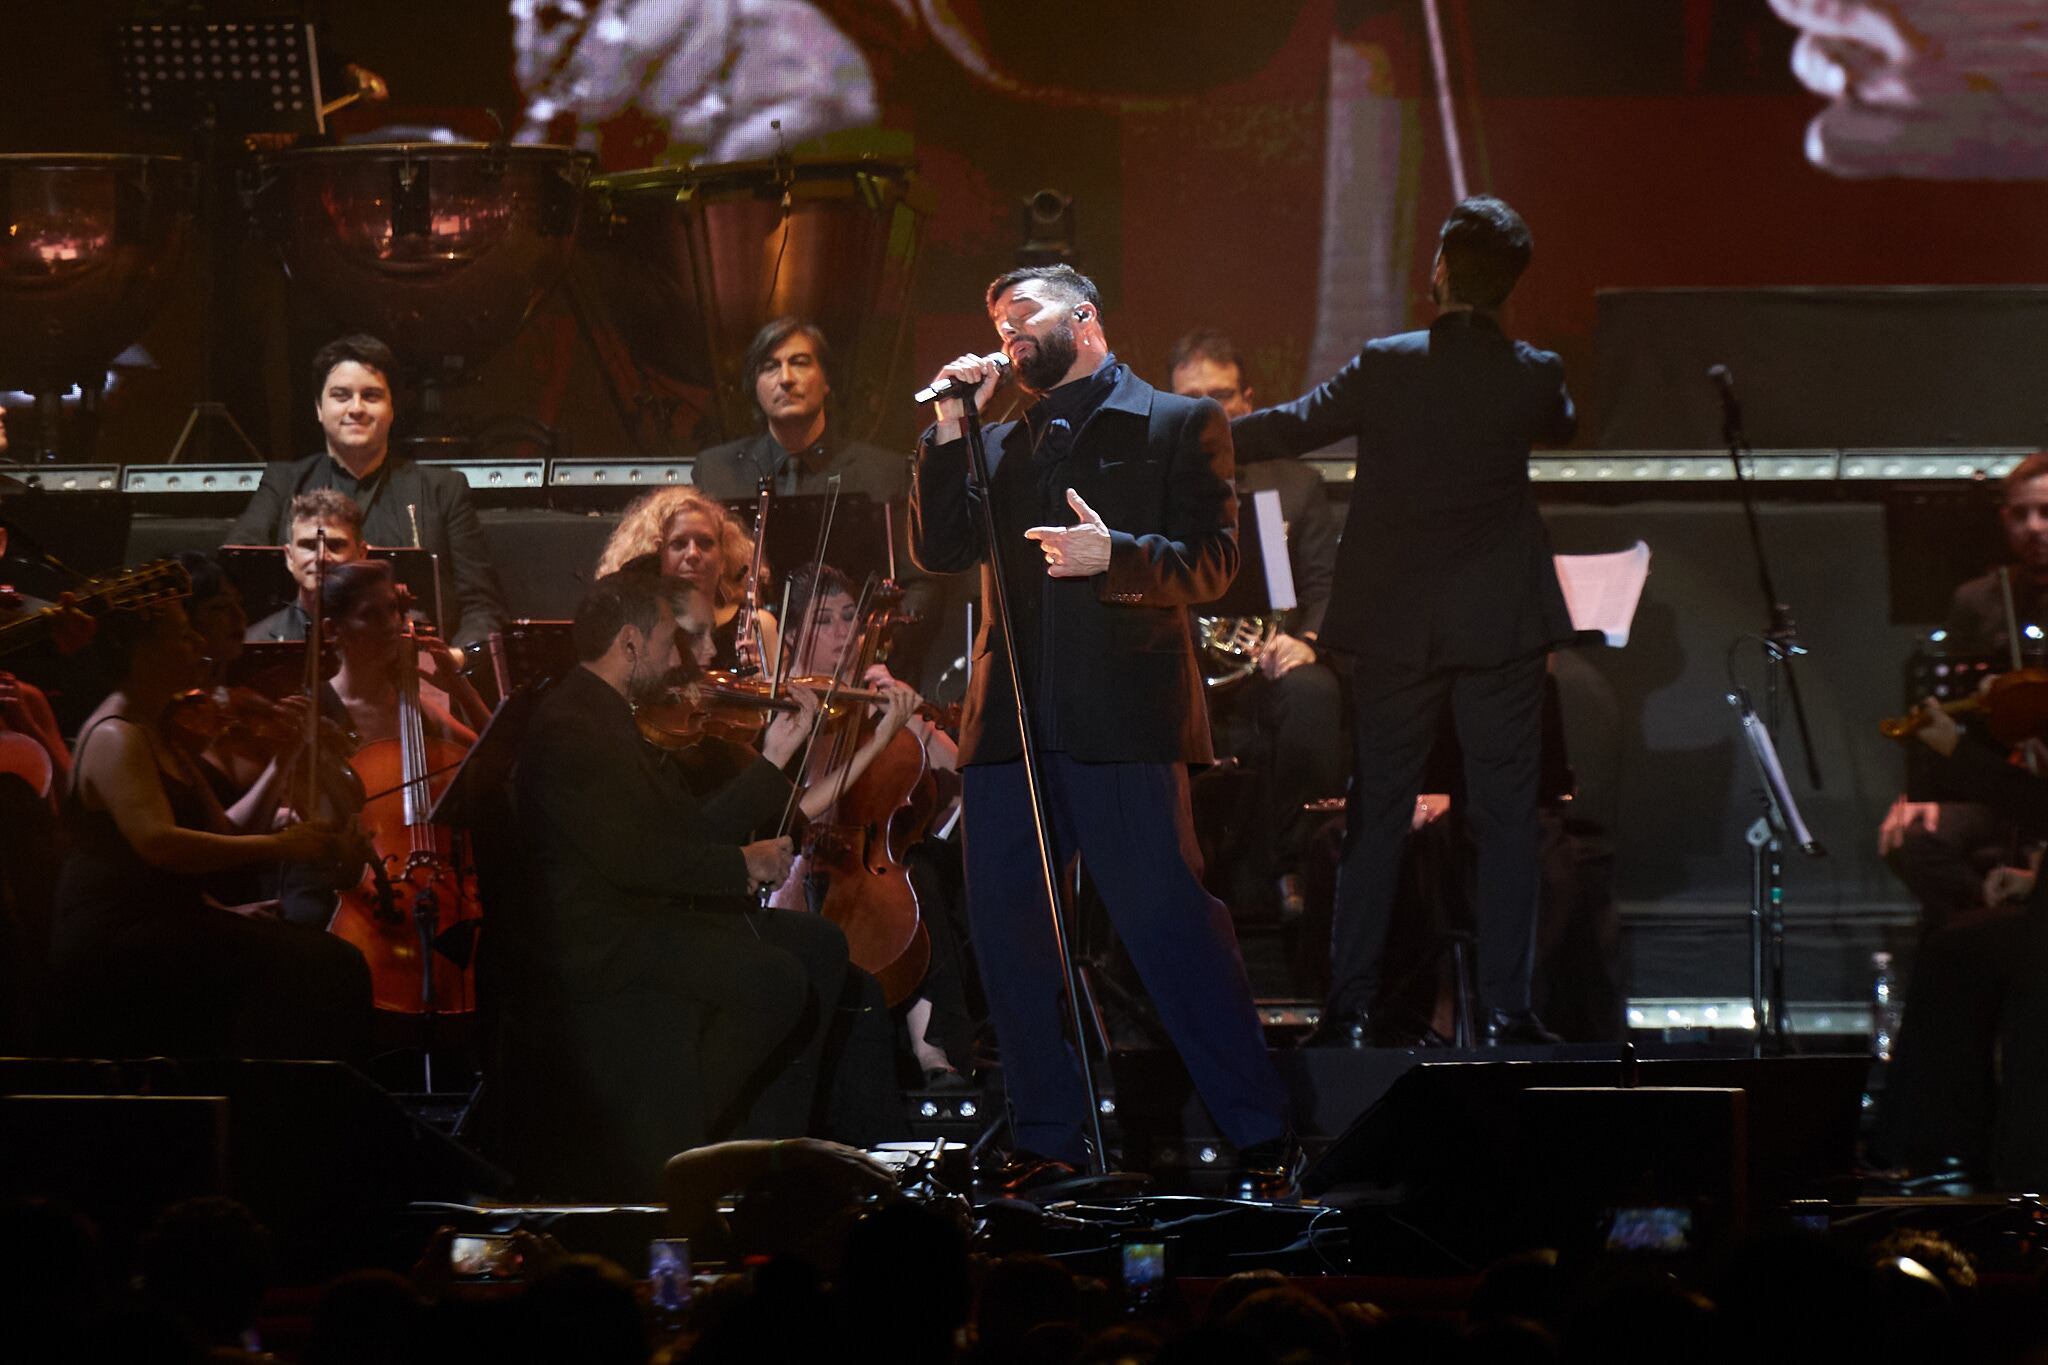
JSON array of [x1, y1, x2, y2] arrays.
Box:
[[1871, 950, 1899, 1062]]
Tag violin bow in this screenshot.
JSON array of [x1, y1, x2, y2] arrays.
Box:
[[299, 528, 329, 819], [778, 472, 846, 699], [769, 571, 879, 844], [2000, 566, 2025, 672]]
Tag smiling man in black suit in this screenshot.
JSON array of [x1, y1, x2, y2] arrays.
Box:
[[1232, 196, 1579, 1047], [225, 334, 507, 647]]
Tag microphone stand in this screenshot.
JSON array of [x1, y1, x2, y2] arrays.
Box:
[[953, 395, 1112, 1177], [1722, 389, 1823, 793], [1716, 371, 1827, 1055]]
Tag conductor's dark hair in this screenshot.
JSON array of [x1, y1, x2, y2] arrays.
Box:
[[1166, 329, 1249, 384], [310, 334, 399, 395], [572, 568, 672, 662], [319, 559, 394, 621], [1437, 195, 1533, 311], [985, 264, 1101, 316]]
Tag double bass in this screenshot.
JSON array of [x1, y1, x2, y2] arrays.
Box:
[[329, 615, 484, 1016]]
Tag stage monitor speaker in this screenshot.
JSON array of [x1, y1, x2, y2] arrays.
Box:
[[1301, 1055, 1864, 1211], [0, 1058, 506, 1277]]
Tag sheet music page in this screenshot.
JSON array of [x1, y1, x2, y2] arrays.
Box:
[[1253, 488, 1297, 613], [1552, 541, 1651, 648]]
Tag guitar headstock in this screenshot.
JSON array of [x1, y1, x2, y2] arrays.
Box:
[[87, 560, 193, 615]]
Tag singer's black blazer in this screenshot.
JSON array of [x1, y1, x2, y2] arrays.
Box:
[[910, 365, 1236, 766], [1232, 311, 1578, 670]]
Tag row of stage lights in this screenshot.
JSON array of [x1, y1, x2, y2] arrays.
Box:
[[16, 450, 2038, 499]]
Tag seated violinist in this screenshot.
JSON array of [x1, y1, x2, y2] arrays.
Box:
[[0, 527, 80, 1047], [168, 552, 307, 813], [0, 668, 68, 805], [764, 566, 923, 827], [511, 569, 898, 1189], [597, 486, 779, 674], [0, 665, 68, 1048], [774, 564, 976, 1086], [1880, 699, 2048, 1187], [45, 600, 372, 1062], [1881, 453, 2048, 931]]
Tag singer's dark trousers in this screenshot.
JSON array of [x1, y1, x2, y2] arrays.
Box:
[[962, 755, 1290, 1164], [1330, 649, 1548, 1017]]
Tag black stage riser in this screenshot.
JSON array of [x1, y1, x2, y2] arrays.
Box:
[[0, 1057, 507, 1277], [1111, 1046, 1867, 1203]]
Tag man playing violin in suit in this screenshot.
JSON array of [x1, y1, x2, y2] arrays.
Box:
[[514, 569, 899, 1178]]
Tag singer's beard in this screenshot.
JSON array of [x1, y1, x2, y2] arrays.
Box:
[[1014, 322, 1079, 392]]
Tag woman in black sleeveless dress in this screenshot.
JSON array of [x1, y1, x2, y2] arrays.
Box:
[[47, 603, 371, 1061]]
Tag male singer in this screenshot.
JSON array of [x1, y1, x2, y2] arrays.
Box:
[[1232, 196, 1578, 1046], [912, 265, 1293, 1196]]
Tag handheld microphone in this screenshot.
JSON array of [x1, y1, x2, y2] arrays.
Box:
[[914, 352, 1010, 405]]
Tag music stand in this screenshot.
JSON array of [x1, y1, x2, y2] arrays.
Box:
[[116, 12, 324, 462], [466, 620, 576, 708], [220, 545, 446, 635], [429, 686, 547, 833], [724, 492, 893, 588], [1201, 488, 1297, 619], [1728, 687, 1826, 1058]]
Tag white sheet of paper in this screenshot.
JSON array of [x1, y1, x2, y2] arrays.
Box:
[[1253, 488, 1297, 613], [1552, 541, 1651, 648]]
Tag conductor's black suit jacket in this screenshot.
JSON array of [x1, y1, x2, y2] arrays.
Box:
[[1232, 311, 1578, 670], [910, 365, 1237, 766]]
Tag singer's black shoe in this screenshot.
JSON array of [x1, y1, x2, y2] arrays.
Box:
[[983, 1149, 1081, 1198], [1301, 1010, 1372, 1048], [1236, 1132, 1305, 1201], [1483, 1008, 1563, 1046]]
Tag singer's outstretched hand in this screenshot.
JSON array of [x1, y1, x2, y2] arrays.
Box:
[[928, 353, 1005, 441], [1025, 489, 1113, 579]]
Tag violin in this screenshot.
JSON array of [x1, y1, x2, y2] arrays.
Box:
[[166, 685, 315, 753], [635, 671, 802, 752], [1879, 667, 2048, 747]]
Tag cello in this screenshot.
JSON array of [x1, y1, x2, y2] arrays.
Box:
[[798, 584, 939, 1006], [329, 612, 484, 1017]]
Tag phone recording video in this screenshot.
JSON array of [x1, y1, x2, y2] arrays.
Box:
[[1602, 1205, 1694, 1255], [449, 1233, 522, 1280], [649, 1238, 692, 1313], [1120, 1236, 1167, 1305]]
